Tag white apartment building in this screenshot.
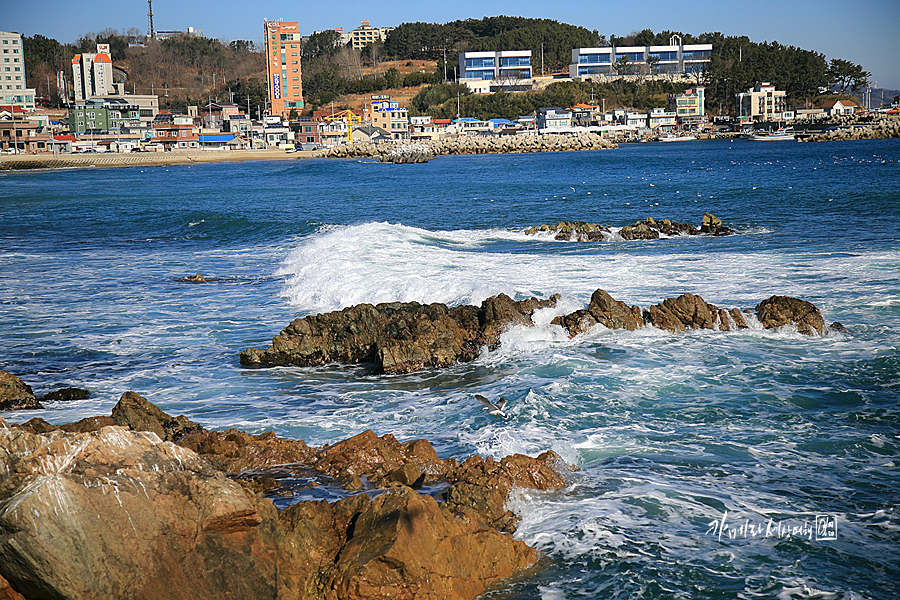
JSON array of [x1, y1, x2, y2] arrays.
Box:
[[72, 43, 115, 101], [1, 31, 36, 109], [736, 82, 788, 122]]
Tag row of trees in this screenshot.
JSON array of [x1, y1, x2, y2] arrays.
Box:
[[384, 17, 603, 73]]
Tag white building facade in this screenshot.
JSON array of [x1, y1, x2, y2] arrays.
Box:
[[1, 31, 36, 109], [72, 43, 114, 102]]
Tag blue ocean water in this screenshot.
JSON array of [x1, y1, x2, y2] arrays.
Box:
[[2, 139, 899, 599]]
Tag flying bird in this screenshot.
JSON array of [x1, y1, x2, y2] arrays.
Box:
[[475, 394, 508, 418]]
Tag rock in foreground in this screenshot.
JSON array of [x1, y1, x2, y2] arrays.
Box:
[[2, 393, 567, 600]]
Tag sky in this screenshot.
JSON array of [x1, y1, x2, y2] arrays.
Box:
[[5, 0, 899, 91]]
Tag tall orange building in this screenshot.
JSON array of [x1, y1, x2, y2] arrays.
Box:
[[264, 21, 304, 118]]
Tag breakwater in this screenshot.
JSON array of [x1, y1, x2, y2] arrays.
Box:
[[325, 132, 618, 159], [803, 114, 900, 142]]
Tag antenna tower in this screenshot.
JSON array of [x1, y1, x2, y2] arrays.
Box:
[[147, 0, 156, 40]]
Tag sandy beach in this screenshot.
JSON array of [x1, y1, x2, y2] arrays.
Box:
[[0, 148, 323, 170]]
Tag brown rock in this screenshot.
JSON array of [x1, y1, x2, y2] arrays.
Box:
[[755, 295, 827, 335], [0, 425, 282, 600], [0, 371, 40, 411], [111, 390, 204, 443], [241, 293, 558, 375], [647, 293, 722, 333], [700, 212, 733, 236], [551, 289, 644, 336], [326, 486, 539, 600]]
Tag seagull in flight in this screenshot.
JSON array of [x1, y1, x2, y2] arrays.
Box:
[[475, 394, 508, 418]]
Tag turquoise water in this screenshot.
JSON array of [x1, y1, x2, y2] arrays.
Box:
[[2, 139, 899, 599]]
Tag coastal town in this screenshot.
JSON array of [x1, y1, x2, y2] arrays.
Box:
[[2, 20, 899, 160]]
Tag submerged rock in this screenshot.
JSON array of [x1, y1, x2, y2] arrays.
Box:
[[240, 293, 559, 374], [37, 387, 90, 403], [2, 394, 569, 600]]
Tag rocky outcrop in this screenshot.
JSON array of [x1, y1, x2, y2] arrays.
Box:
[[242, 290, 831, 375], [326, 132, 617, 159], [2, 394, 569, 600], [755, 295, 826, 335], [240, 293, 560, 374], [552, 290, 823, 337], [0, 372, 92, 412], [0, 372, 40, 411], [525, 213, 730, 242]]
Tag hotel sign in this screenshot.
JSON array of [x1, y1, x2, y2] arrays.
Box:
[[272, 74, 281, 99]]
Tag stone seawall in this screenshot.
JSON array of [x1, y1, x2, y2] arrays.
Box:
[[804, 114, 900, 142], [326, 132, 618, 159]]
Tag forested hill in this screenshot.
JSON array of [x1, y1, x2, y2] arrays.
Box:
[[384, 17, 603, 73]]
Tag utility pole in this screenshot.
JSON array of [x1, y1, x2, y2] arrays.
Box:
[[541, 42, 544, 77]]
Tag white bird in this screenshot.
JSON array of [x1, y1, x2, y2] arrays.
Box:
[[475, 394, 508, 418]]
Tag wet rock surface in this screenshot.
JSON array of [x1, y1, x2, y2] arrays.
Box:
[[552, 291, 826, 337], [242, 289, 830, 376], [525, 213, 730, 242], [2, 394, 568, 600], [240, 293, 559, 373]]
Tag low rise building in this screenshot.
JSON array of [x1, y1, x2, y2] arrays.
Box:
[[459, 50, 533, 93], [538, 107, 572, 131], [571, 36, 712, 79], [70, 98, 142, 134], [648, 107, 677, 132], [350, 21, 394, 49], [149, 116, 200, 150], [371, 99, 409, 140], [820, 99, 858, 116], [668, 86, 707, 126], [736, 82, 787, 123]]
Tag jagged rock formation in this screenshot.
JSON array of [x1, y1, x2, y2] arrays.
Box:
[[551, 291, 825, 337], [2, 393, 568, 600], [240, 293, 560, 374], [525, 213, 731, 242], [242, 291, 832, 375]]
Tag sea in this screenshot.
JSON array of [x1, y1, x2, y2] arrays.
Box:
[[2, 138, 898, 599]]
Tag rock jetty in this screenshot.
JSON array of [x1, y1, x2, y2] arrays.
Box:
[[1, 392, 567, 600], [326, 132, 617, 159], [241, 291, 837, 374], [805, 114, 900, 142], [525, 213, 732, 241]]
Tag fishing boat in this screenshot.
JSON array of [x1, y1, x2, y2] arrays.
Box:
[[748, 127, 796, 141], [658, 132, 698, 142]]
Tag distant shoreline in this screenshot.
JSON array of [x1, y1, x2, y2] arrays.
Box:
[[0, 148, 322, 171]]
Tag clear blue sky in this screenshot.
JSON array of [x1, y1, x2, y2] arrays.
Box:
[[5, 0, 899, 91]]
